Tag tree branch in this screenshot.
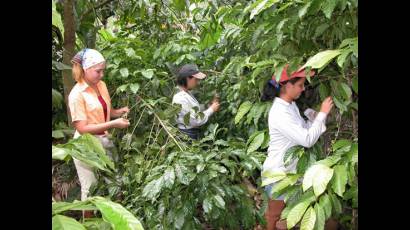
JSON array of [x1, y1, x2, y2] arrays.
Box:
[[79, 0, 116, 22]]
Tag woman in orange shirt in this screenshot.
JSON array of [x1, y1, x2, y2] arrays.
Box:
[[68, 48, 130, 217]]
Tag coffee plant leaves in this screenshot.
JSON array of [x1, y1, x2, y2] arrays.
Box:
[[52, 215, 86, 230], [331, 164, 348, 197], [235, 101, 252, 124], [300, 206, 316, 230]]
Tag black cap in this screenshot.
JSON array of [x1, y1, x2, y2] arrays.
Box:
[[177, 64, 206, 79]]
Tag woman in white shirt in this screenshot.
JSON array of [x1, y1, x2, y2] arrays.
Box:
[[172, 64, 220, 139], [261, 65, 334, 230]]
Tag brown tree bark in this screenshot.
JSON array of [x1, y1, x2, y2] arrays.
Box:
[[62, 0, 76, 124]]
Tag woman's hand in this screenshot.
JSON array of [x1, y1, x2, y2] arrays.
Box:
[[210, 101, 220, 112], [112, 118, 130, 128], [320, 97, 334, 114]]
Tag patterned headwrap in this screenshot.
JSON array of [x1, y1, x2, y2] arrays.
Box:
[[71, 48, 105, 70]]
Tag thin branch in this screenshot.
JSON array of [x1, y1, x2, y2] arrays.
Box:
[[79, 0, 116, 22]]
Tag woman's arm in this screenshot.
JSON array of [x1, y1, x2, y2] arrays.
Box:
[[110, 106, 129, 118], [73, 118, 130, 135]]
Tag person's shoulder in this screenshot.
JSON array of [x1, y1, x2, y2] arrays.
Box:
[[172, 91, 186, 101], [68, 83, 80, 97]]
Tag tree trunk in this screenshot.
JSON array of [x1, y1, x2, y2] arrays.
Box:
[[62, 0, 76, 125]]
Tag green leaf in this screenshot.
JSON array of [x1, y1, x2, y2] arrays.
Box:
[[287, 199, 312, 229], [173, 0, 186, 11], [333, 96, 347, 112], [261, 170, 287, 186], [91, 197, 144, 230], [175, 163, 195, 185], [329, 192, 342, 215], [54, 134, 114, 172], [332, 165, 348, 197], [340, 83, 352, 100], [235, 101, 252, 124], [142, 177, 163, 200], [52, 130, 65, 139], [300, 206, 316, 230], [52, 0, 64, 34], [332, 139, 352, 152], [313, 203, 325, 230], [125, 48, 136, 57], [117, 84, 128, 93], [271, 175, 300, 198], [203, 197, 213, 214], [315, 155, 341, 167], [302, 50, 341, 70], [52, 215, 86, 230], [318, 83, 330, 101], [249, 0, 280, 20], [120, 68, 129, 78], [322, 0, 337, 19], [52, 200, 96, 215], [303, 164, 333, 197], [313, 165, 334, 197], [352, 76, 358, 94], [337, 49, 351, 68], [314, 24, 329, 38], [52, 146, 70, 161], [141, 69, 154, 79], [247, 132, 265, 153], [298, 2, 312, 18], [183, 112, 191, 126], [52, 88, 63, 109], [129, 83, 140, 94], [319, 194, 332, 219], [163, 167, 175, 189], [213, 195, 225, 209]]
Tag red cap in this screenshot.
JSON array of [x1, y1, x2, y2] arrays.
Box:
[[272, 64, 315, 83]]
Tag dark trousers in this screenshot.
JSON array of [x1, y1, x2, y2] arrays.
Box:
[[179, 128, 200, 140]]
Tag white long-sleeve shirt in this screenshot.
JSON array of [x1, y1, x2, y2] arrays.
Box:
[[262, 97, 327, 185], [172, 88, 214, 129]]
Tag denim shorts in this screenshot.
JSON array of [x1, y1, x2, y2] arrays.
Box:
[[264, 183, 285, 200]]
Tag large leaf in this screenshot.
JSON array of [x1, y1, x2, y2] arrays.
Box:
[[52, 200, 96, 215], [298, 2, 312, 18], [142, 177, 164, 200], [329, 192, 342, 215], [163, 167, 175, 189], [322, 0, 337, 19], [313, 165, 334, 197], [129, 83, 140, 94], [271, 175, 300, 199], [331, 165, 348, 197], [52, 146, 70, 161], [261, 170, 286, 186], [313, 203, 325, 230], [352, 76, 358, 94], [247, 132, 265, 153], [175, 163, 195, 185], [235, 101, 252, 124], [52, 215, 86, 230], [202, 197, 213, 214], [287, 199, 312, 229], [249, 0, 280, 20], [141, 69, 154, 79], [213, 195, 225, 209], [303, 164, 334, 197], [302, 50, 341, 70], [53, 134, 114, 172], [120, 68, 129, 78], [52, 0, 64, 34], [300, 206, 316, 230], [91, 197, 144, 230], [319, 194, 332, 220]]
